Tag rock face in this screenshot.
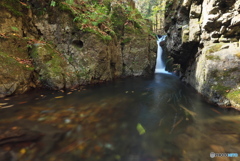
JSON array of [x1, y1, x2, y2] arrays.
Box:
[[0, 0, 156, 97], [165, 0, 240, 109]]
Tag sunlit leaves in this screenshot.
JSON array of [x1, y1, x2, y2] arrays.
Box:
[[50, 0, 56, 7]]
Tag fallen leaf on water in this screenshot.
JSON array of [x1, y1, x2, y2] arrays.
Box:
[[38, 117, 46, 121], [55, 96, 64, 99], [67, 92, 72, 95], [141, 92, 148, 96], [0, 103, 8, 106], [11, 126, 18, 130], [17, 116, 24, 119], [20, 148, 26, 154], [136, 123, 146, 135], [211, 108, 221, 114], [1, 105, 14, 108], [18, 101, 27, 104]]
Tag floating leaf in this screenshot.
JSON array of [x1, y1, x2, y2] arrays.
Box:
[[18, 101, 27, 104], [55, 96, 64, 99], [1, 105, 14, 108], [20, 148, 26, 154], [136, 123, 146, 135], [0, 103, 8, 106]]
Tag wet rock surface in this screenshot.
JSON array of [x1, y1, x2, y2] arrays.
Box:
[[165, 0, 240, 108]]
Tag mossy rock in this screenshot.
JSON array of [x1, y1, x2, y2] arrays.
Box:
[[206, 55, 220, 60], [0, 52, 33, 97], [227, 89, 240, 105], [211, 84, 230, 96], [205, 43, 224, 55], [31, 44, 67, 89], [0, 35, 29, 59]]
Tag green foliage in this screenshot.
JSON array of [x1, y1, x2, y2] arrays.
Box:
[[62, 0, 115, 41], [122, 5, 144, 29], [0, 0, 23, 16], [50, 0, 56, 7], [11, 26, 19, 32], [65, 0, 74, 4]]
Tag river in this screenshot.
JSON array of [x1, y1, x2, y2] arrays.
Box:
[[0, 73, 240, 161]]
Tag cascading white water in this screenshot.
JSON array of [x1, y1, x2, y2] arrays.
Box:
[[155, 35, 168, 73]]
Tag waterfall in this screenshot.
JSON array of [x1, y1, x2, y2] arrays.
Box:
[[155, 35, 168, 73]]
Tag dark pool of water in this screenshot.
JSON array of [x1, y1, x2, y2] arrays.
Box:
[[0, 73, 240, 161]]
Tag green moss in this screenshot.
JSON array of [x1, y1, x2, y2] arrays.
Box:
[[43, 45, 66, 71], [0, 52, 34, 71], [32, 44, 66, 74], [227, 90, 240, 104], [210, 67, 239, 79], [206, 55, 220, 60], [212, 84, 230, 95], [181, 27, 189, 43], [121, 38, 131, 44], [205, 43, 223, 55], [0, 52, 18, 65]]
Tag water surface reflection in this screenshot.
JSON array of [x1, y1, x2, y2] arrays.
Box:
[[0, 74, 239, 161]]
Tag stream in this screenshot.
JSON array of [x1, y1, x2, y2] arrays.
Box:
[[0, 73, 240, 161]]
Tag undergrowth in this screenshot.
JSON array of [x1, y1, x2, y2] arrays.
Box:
[[0, 0, 149, 42]]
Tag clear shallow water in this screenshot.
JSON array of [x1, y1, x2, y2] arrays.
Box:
[[0, 73, 240, 161]]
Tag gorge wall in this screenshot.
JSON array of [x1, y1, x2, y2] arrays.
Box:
[[165, 0, 240, 109], [0, 0, 156, 97]]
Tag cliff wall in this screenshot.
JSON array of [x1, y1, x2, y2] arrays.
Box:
[[165, 0, 240, 109], [0, 0, 156, 97]]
